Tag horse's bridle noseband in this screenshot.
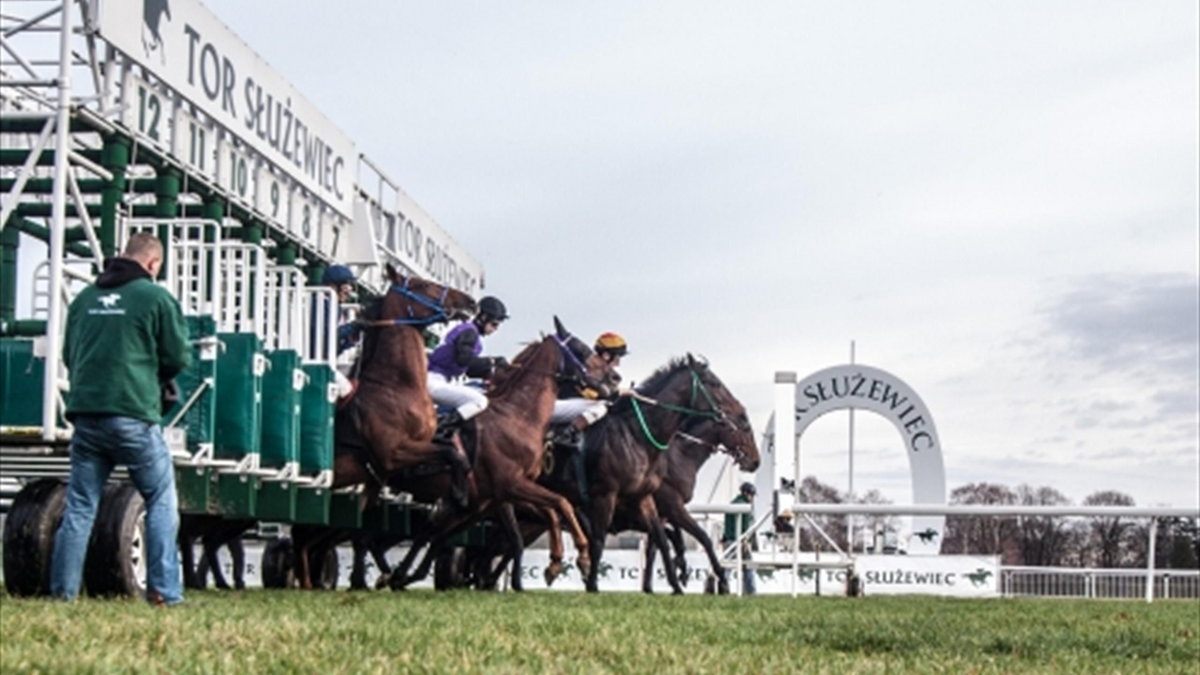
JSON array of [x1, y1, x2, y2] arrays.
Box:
[[357, 278, 457, 329]]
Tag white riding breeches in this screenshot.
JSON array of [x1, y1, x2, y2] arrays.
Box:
[[334, 369, 354, 399], [426, 371, 489, 419], [550, 398, 609, 426]]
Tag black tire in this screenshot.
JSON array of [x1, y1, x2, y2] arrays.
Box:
[[83, 483, 147, 597], [2, 479, 67, 596], [310, 546, 339, 590], [261, 537, 294, 589], [434, 546, 467, 590]]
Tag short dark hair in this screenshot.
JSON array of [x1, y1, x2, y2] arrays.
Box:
[[123, 232, 163, 259]]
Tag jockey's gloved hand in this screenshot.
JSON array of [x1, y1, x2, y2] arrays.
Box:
[[489, 356, 509, 371]]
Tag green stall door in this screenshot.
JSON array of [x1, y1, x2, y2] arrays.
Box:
[[0, 338, 43, 427], [260, 349, 302, 469], [298, 363, 335, 476], [214, 333, 264, 460]]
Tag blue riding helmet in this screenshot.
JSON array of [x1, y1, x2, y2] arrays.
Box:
[[322, 264, 355, 286]]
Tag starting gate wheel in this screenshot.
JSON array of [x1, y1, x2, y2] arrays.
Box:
[[83, 484, 147, 598], [309, 546, 339, 590], [1, 479, 67, 596], [434, 546, 468, 591], [261, 537, 295, 588]]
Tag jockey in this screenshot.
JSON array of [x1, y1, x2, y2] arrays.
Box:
[[550, 331, 627, 437], [322, 265, 362, 355], [550, 332, 627, 491], [316, 264, 359, 400], [426, 295, 510, 437]]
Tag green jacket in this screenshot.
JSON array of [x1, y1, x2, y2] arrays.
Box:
[[723, 493, 754, 543], [63, 259, 191, 423]]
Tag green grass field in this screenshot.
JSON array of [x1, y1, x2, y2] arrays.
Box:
[[1, 589, 1197, 674]]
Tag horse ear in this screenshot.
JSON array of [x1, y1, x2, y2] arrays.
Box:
[[554, 315, 569, 339], [384, 263, 397, 283], [686, 352, 697, 367]]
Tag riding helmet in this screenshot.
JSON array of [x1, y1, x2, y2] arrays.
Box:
[[594, 332, 628, 357], [322, 264, 356, 286], [478, 296, 509, 322], [740, 482, 757, 496]]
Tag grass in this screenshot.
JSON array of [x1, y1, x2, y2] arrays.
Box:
[[1, 589, 1197, 674]]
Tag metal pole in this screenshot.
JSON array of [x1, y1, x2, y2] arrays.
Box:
[[848, 339, 855, 551], [1145, 518, 1157, 603], [40, 1, 73, 441], [735, 508, 743, 598]]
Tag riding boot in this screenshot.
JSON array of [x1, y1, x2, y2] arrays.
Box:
[[434, 409, 464, 443]]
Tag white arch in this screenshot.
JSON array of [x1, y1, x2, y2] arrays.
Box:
[[770, 364, 947, 555]]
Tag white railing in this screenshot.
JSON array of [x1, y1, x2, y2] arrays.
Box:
[[1001, 566, 1200, 600], [788, 503, 1200, 602]]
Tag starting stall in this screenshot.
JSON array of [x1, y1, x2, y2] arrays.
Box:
[[0, 0, 483, 595]]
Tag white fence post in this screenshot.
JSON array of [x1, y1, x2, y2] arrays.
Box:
[[1145, 517, 1158, 603]]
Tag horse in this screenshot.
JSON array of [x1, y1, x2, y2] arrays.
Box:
[[178, 515, 254, 590], [577, 355, 758, 594], [290, 265, 476, 588], [389, 318, 618, 591], [473, 355, 759, 594], [637, 421, 760, 594]]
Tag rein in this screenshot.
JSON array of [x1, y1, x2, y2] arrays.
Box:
[[357, 279, 452, 328], [628, 369, 729, 452]]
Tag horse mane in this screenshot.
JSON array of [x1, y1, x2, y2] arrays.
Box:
[[486, 339, 545, 399], [635, 356, 705, 398]]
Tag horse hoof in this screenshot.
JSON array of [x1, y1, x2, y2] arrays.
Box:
[[672, 588, 684, 596], [544, 561, 563, 587], [575, 556, 591, 580], [375, 573, 391, 590]]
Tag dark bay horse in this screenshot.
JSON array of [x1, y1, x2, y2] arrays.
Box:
[[636, 421, 760, 594], [390, 318, 618, 590], [578, 355, 759, 594], [292, 265, 476, 588], [473, 355, 759, 594]]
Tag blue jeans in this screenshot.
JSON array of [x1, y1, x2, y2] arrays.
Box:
[[50, 415, 182, 604]]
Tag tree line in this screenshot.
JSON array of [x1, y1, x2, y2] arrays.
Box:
[[785, 477, 1199, 569]]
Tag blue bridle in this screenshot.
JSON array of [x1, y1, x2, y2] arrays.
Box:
[[384, 277, 453, 326]]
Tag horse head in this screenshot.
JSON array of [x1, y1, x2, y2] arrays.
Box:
[[683, 354, 760, 472], [553, 315, 619, 400], [380, 263, 476, 325]]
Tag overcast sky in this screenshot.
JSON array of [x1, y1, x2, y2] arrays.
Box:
[[203, 1, 1199, 508]]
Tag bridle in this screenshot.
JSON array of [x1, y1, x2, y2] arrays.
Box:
[[629, 367, 746, 452], [356, 278, 456, 328]]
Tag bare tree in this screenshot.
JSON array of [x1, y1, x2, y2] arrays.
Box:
[[943, 482, 1018, 561], [795, 476, 846, 552], [1081, 490, 1136, 568], [1015, 484, 1074, 566]]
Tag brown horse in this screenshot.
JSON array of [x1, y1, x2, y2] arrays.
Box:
[[390, 318, 618, 590], [292, 265, 476, 588], [472, 355, 759, 594], [637, 419, 760, 594], [578, 355, 759, 593]]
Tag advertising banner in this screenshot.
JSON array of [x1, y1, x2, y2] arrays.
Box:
[[96, 0, 356, 218]]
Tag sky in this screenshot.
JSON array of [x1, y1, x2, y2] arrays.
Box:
[[203, 1, 1199, 509]]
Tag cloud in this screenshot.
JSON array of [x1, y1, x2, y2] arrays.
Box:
[[1039, 273, 1200, 378]]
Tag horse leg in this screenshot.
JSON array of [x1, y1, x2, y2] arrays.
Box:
[[179, 531, 202, 590], [496, 502, 525, 592], [498, 479, 590, 583], [350, 536, 370, 590], [371, 535, 396, 589], [291, 526, 315, 590], [585, 492, 618, 593], [638, 496, 683, 594], [228, 535, 246, 590], [670, 505, 730, 595], [202, 534, 230, 590], [403, 509, 484, 587], [666, 524, 688, 588], [642, 531, 659, 594]]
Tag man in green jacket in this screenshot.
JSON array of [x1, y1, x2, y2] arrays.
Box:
[[51, 232, 191, 605], [723, 482, 757, 595]]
